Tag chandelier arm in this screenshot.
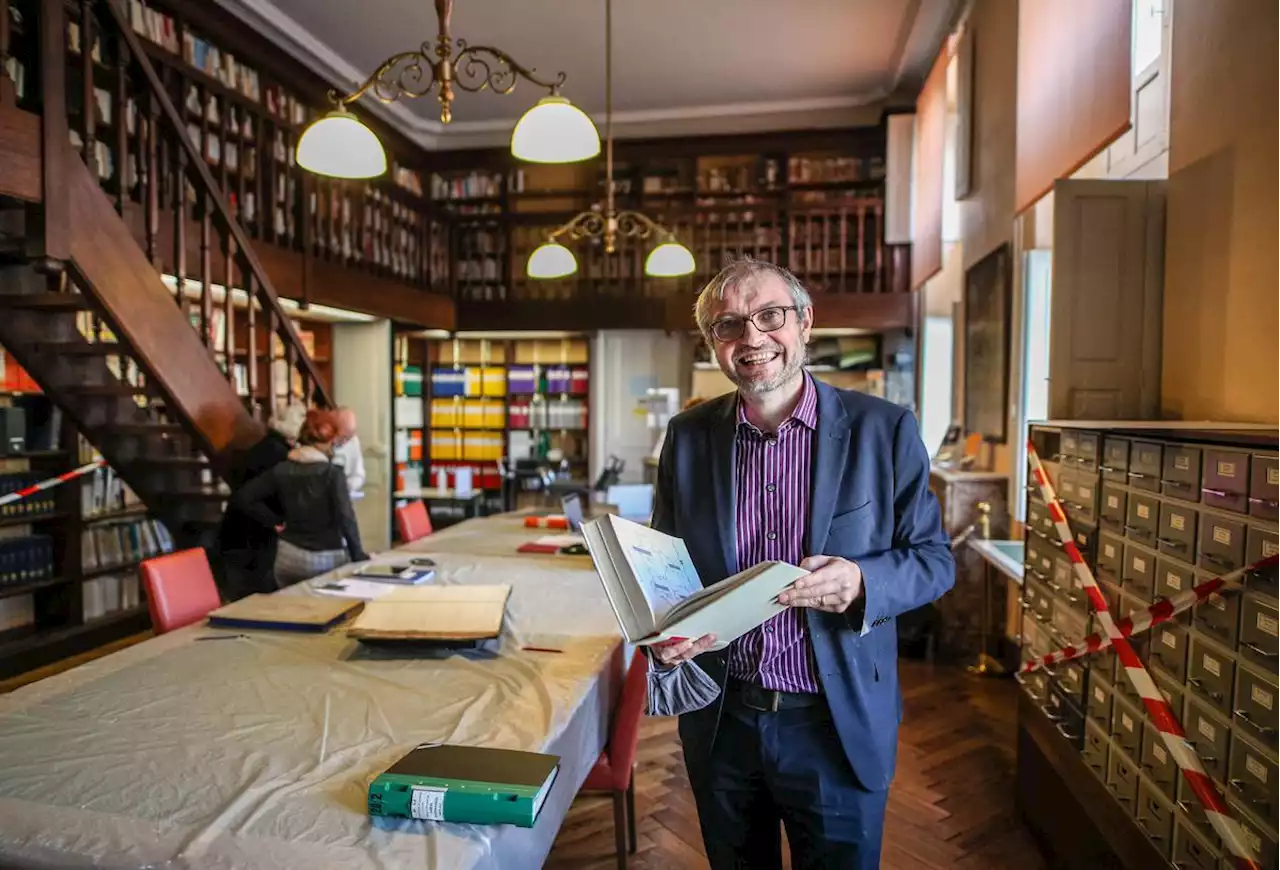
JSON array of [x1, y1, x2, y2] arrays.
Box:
[[453, 42, 568, 95], [330, 48, 440, 107]]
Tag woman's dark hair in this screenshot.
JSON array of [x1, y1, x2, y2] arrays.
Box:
[[297, 409, 341, 447]]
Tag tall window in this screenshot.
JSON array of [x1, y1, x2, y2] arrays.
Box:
[[1012, 249, 1053, 520], [919, 315, 954, 456]]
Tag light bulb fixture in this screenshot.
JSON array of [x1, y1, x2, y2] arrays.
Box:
[[295, 110, 387, 179], [297, 0, 598, 177], [525, 0, 694, 281]]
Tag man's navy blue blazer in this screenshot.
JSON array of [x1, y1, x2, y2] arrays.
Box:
[[651, 378, 955, 792]]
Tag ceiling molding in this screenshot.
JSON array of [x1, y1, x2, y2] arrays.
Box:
[[215, 0, 910, 151]]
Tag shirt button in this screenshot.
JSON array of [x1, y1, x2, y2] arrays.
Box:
[[766, 483, 776, 493], [767, 531, 777, 541], [764, 626, 775, 634]]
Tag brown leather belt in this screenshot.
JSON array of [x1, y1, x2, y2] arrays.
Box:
[[728, 678, 823, 713]]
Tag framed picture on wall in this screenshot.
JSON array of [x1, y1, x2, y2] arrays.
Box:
[[963, 244, 1011, 442]]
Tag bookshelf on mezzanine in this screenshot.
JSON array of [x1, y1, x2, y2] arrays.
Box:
[[5, 0, 448, 296], [429, 131, 894, 310], [392, 335, 591, 524], [0, 351, 174, 682]]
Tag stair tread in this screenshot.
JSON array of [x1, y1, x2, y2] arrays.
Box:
[[68, 384, 156, 397], [128, 455, 208, 466], [0, 293, 92, 310], [34, 341, 127, 355], [102, 421, 185, 435]]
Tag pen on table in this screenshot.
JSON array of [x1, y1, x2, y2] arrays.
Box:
[[195, 634, 248, 641], [522, 646, 564, 654]]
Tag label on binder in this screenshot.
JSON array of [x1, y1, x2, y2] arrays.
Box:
[[1170, 513, 1185, 531], [1136, 504, 1150, 520], [1264, 540, 1279, 558], [1198, 718, 1216, 741], [1217, 460, 1237, 478], [1175, 455, 1190, 471], [1161, 630, 1177, 649], [1212, 526, 1231, 545], [1203, 655, 1220, 677], [1122, 712, 1134, 733], [410, 786, 447, 821]]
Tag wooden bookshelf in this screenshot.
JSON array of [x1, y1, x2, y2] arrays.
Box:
[[0, 353, 174, 681], [395, 336, 591, 517]]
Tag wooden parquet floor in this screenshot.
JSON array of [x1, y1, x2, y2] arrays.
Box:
[[546, 660, 1048, 870]]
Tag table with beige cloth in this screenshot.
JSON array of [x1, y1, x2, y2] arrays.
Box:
[[0, 514, 624, 870]]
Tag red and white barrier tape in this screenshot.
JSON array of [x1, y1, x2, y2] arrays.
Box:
[[0, 460, 105, 507], [1026, 441, 1261, 870], [1021, 555, 1278, 674]]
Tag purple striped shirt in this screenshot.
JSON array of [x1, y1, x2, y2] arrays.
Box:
[[726, 374, 822, 693]]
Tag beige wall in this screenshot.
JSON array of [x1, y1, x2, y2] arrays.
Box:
[[958, 0, 1018, 272], [1160, 0, 1278, 423]]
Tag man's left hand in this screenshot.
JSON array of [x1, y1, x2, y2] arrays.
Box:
[[778, 555, 863, 613]]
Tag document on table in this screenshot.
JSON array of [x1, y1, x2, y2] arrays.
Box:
[[312, 578, 397, 600]]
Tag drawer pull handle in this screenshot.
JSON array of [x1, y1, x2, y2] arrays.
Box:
[[1202, 554, 1235, 571], [1100, 465, 1118, 473], [1241, 642, 1278, 659], [1156, 537, 1186, 551], [1187, 678, 1224, 702], [1054, 722, 1079, 741], [1013, 671, 1029, 686], [1233, 708, 1278, 736], [1046, 580, 1063, 593], [1123, 525, 1148, 536], [1202, 487, 1232, 498], [1247, 496, 1278, 506], [1040, 703, 1065, 722], [1128, 471, 1147, 479]]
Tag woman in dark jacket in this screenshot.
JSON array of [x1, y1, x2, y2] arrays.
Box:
[[232, 408, 370, 587]]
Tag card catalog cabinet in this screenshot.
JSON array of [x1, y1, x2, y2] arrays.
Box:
[[1020, 423, 1279, 864]]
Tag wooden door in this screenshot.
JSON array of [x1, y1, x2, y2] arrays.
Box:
[[1049, 179, 1165, 420]]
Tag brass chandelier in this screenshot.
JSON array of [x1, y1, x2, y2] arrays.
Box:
[[296, 0, 600, 179], [526, 0, 695, 280]]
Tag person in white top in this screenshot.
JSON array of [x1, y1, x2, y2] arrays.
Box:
[[331, 407, 366, 499]]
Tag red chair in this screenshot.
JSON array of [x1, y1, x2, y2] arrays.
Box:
[[395, 500, 433, 543], [140, 548, 222, 634], [580, 649, 648, 869]]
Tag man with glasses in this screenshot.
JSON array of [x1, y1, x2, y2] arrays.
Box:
[[650, 257, 954, 869]]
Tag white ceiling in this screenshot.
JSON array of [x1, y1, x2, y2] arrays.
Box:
[[217, 0, 958, 150]]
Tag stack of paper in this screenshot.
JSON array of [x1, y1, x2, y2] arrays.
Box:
[[347, 585, 511, 642], [208, 595, 362, 632]]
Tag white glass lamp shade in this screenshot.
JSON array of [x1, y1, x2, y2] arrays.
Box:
[[527, 242, 578, 279], [644, 241, 696, 277], [510, 96, 600, 164], [296, 110, 387, 179]]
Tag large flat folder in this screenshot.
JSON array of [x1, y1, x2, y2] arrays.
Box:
[[367, 743, 560, 827], [206, 594, 362, 632], [346, 585, 511, 643]]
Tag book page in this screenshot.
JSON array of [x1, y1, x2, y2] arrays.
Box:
[[653, 562, 808, 649], [604, 516, 703, 626]]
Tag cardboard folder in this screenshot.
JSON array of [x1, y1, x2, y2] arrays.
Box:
[[346, 585, 511, 643], [207, 594, 362, 632]]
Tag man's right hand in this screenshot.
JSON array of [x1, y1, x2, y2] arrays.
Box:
[[651, 634, 717, 667]]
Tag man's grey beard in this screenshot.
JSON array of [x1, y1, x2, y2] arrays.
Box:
[[729, 348, 806, 395]]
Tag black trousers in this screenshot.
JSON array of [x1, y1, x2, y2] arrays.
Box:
[[686, 690, 888, 870]]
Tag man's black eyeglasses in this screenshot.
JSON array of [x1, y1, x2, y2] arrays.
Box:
[[709, 306, 798, 343]]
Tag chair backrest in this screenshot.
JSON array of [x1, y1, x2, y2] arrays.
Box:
[[604, 649, 649, 790], [140, 548, 222, 634], [396, 500, 433, 543]]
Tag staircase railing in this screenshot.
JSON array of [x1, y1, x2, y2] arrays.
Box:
[[60, 0, 332, 416]]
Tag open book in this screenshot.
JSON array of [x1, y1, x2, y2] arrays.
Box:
[[582, 515, 807, 650]]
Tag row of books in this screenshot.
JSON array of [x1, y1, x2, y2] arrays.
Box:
[[425, 462, 503, 491], [0, 473, 57, 519], [80, 519, 174, 573], [393, 431, 424, 464], [0, 535, 55, 588], [431, 172, 504, 201], [81, 466, 142, 518], [428, 400, 506, 430], [429, 366, 589, 397], [508, 399, 588, 431], [181, 31, 261, 103], [84, 572, 144, 622], [430, 431, 505, 462]]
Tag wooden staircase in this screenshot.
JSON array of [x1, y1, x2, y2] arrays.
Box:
[[0, 0, 332, 547]]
